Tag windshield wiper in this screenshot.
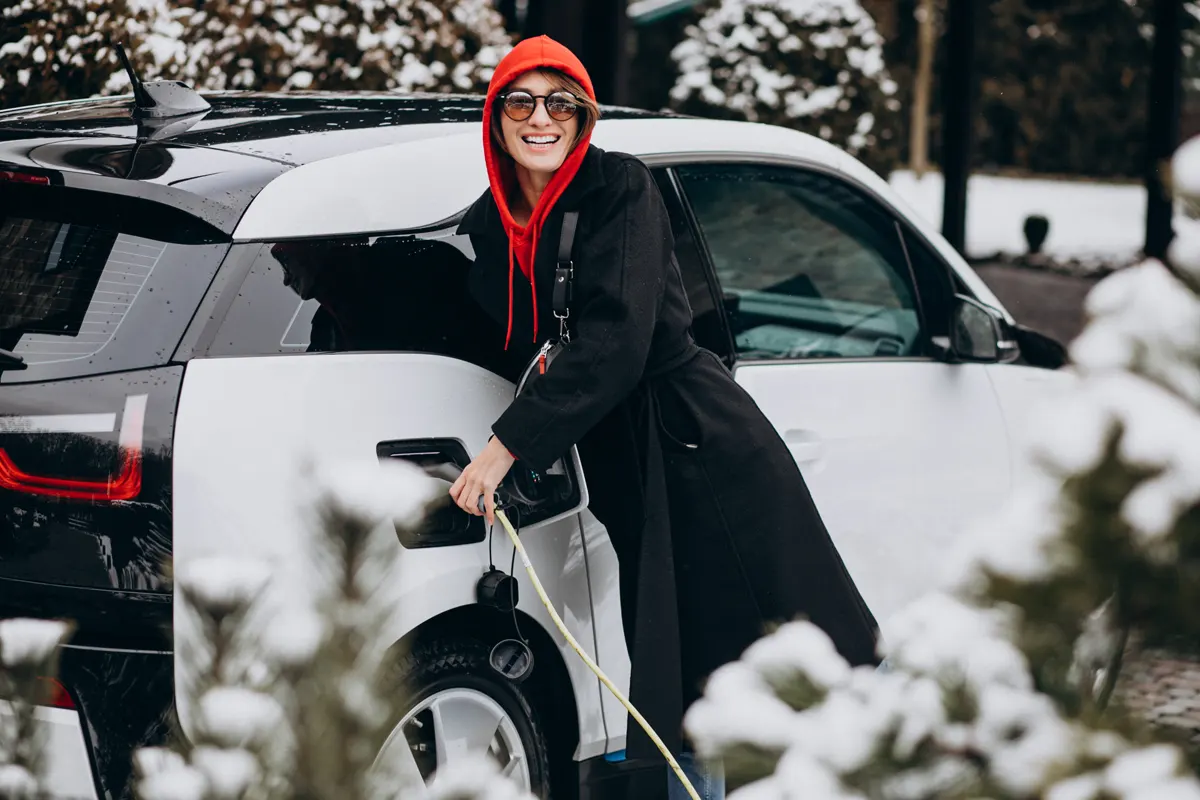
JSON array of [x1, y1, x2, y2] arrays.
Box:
[[0, 348, 28, 370]]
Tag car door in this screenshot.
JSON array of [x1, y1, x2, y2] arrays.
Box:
[[666, 162, 1013, 621]]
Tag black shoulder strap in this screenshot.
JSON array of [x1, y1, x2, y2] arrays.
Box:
[[553, 211, 579, 319]]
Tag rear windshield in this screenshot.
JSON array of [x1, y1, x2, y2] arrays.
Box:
[[0, 188, 229, 383]]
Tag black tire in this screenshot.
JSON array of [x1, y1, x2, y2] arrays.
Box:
[[386, 636, 553, 797]]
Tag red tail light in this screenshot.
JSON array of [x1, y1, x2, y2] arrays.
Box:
[[0, 170, 51, 186], [37, 677, 75, 710], [0, 395, 146, 502]]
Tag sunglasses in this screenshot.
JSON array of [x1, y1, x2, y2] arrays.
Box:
[[500, 90, 580, 122]]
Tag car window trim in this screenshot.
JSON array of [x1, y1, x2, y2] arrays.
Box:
[[660, 156, 957, 367], [653, 167, 738, 368]]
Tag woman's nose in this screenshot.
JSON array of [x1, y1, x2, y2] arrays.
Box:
[[529, 100, 553, 125]]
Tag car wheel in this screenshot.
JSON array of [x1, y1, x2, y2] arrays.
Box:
[[375, 636, 552, 796]]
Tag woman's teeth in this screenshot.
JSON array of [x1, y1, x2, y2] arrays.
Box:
[[523, 135, 560, 149]]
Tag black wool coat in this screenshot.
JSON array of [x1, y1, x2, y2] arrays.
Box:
[[458, 146, 880, 760]]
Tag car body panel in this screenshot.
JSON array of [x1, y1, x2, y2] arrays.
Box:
[[984, 362, 1079, 484], [171, 353, 611, 760], [731, 360, 1012, 620]]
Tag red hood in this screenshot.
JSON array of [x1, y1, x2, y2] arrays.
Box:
[[483, 35, 595, 347]]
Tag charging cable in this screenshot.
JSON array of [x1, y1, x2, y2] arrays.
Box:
[[492, 506, 701, 800]]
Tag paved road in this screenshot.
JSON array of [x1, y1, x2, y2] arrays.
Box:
[[973, 262, 1101, 347]]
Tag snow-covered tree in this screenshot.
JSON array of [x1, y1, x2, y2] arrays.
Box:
[[669, 0, 903, 176], [0, 618, 74, 797], [132, 459, 534, 800], [152, 0, 512, 93], [0, 0, 162, 109], [682, 132, 1200, 797]]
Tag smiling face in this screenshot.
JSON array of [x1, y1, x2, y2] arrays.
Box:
[[497, 70, 582, 178]]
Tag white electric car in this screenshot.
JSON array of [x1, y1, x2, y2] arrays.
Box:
[[0, 85, 1070, 799]]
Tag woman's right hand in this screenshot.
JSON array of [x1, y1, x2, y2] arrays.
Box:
[[449, 435, 516, 526]]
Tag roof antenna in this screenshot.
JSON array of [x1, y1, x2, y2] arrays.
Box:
[[114, 42, 155, 110], [111, 40, 210, 120]]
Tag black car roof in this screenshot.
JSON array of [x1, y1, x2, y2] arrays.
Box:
[[0, 92, 675, 235], [0, 92, 672, 164]]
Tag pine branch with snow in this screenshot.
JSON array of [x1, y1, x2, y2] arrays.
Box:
[[687, 613, 1200, 799], [0, 0, 164, 108], [134, 458, 531, 800], [0, 618, 74, 798], [669, 0, 903, 176], [942, 136, 1200, 717]]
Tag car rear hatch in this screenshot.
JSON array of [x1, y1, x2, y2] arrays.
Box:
[[0, 170, 231, 797]]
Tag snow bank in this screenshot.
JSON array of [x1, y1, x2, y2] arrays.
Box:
[[889, 170, 1145, 265]]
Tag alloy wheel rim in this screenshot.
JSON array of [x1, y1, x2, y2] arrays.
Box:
[[376, 686, 532, 789]]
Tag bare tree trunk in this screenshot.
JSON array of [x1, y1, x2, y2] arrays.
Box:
[[910, 0, 936, 177]]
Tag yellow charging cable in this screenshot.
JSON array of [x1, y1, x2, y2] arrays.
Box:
[[493, 508, 701, 800]]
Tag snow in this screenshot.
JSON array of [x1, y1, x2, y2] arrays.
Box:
[[1070, 261, 1200, 405], [888, 170, 1146, 265], [196, 687, 283, 749], [134, 763, 208, 800], [1105, 745, 1189, 796], [879, 593, 1031, 694], [426, 753, 536, 800], [1047, 773, 1104, 800], [176, 557, 272, 619], [189, 747, 260, 799], [975, 686, 1079, 795], [744, 751, 863, 799], [133, 747, 188, 778], [0, 619, 71, 668], [308, 458, 442, 529], [684, 661, 799, 759], [260, 608, 324, 669], [741, 621, 851, 697], [0, 765, 37, 800]]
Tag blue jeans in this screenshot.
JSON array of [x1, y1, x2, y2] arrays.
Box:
[[668, 752, 724, 800]]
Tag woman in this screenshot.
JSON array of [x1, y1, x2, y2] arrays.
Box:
[[450, 35, 880, 797]]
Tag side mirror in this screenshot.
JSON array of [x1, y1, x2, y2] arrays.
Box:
[[1012, 324, 1069, 370], [944, 295, 1014, 363]]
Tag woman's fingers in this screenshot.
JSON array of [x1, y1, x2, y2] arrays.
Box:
[[449, 471, 466, 501], [483, 489, 497, 526]]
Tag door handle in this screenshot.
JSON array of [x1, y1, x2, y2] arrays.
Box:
[[783, 429, 824, 465]]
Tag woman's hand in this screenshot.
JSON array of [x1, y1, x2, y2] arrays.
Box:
[[449, 436, 516, 526]]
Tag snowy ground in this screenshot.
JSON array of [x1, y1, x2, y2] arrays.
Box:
[[889, 170, 1147, 267]]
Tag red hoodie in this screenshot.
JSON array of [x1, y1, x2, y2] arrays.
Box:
[[482, 36, 596, 349]]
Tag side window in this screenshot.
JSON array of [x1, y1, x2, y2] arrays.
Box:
[[675, 164, 923, 361], [208, 229, 506, 372], [652, 168, 734, 361]]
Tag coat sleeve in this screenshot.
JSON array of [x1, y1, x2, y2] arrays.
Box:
[[491, 159, 673, 470]]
